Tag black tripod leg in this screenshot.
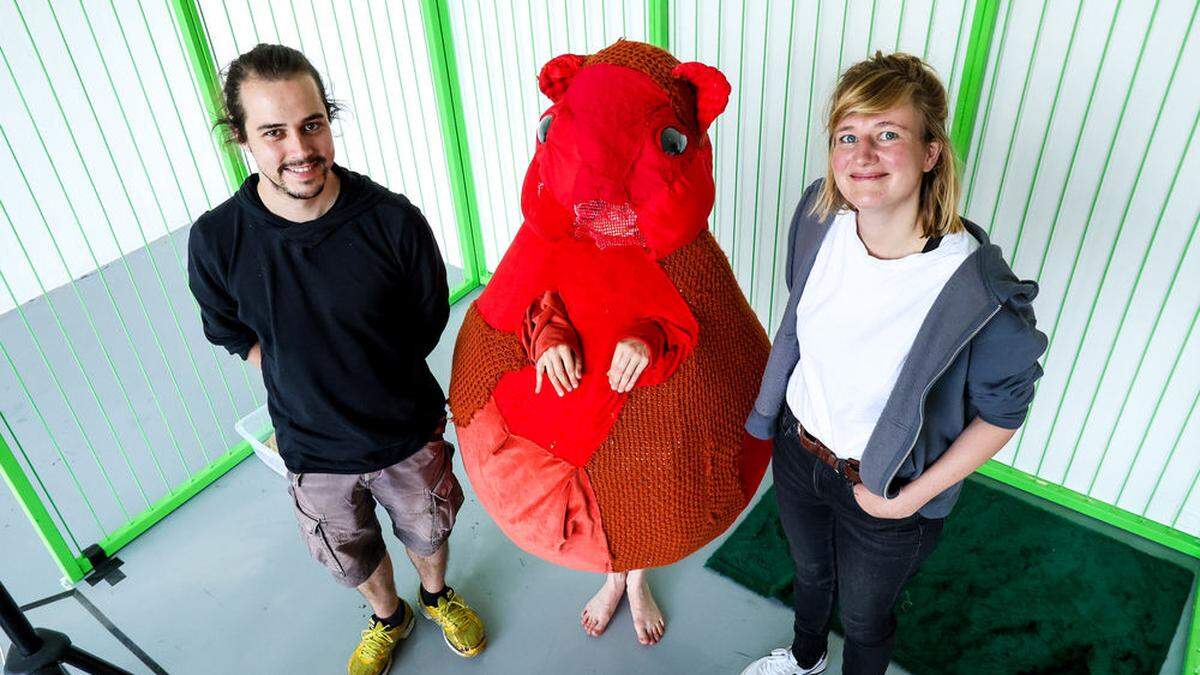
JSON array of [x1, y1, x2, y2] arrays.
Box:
[[57, 646, 132, 675]]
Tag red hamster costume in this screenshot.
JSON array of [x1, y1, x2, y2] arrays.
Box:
[[449, 40, 771, 573]]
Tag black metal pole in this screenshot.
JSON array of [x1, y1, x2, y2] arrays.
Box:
[[0, 582, 42, 656], [0, 582, 132, 675]]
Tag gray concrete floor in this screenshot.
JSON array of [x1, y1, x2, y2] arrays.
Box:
[[0, 253, 1195, 674]]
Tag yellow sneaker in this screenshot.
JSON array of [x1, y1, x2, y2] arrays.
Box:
[[347, 600, 414, 675], [420, 588, 487, 658]]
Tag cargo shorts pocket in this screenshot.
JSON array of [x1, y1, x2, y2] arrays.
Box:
[[428, 444, 465, 545], [288, 473, 347, 578]]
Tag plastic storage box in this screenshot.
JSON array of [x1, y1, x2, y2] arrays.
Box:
[[235, 405, 286, 477]]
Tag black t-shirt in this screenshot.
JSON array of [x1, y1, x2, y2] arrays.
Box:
[[187, 165, 450, 474]]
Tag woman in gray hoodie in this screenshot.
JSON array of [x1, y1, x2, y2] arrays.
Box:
[[740, 52, 1047, 675]]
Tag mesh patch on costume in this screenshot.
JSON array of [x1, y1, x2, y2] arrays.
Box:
[[449, 303, 528, 428], [583, 230, 771, 571], [571, 200, 646, 249]]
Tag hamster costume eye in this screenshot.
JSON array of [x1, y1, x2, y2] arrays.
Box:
[[660, 127, 687, 155], [537, 115, 553, 143]]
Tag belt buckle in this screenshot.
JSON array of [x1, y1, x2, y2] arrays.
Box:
[[834, 457, 847, 480]]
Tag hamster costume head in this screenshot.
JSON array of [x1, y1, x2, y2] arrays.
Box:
[[522, 40, 730, 257], [450, 40, 770, 573]]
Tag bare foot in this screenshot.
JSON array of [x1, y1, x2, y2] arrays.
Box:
[[626, 569, 665, 645], [580, 572, 626, 637]]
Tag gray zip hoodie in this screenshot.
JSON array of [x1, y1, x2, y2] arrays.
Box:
[[746, 179, 1048, 518]]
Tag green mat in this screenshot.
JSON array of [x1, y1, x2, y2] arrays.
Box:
[[707, 476, 1195, 674]]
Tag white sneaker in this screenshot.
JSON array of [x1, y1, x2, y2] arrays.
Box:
[[739, 647, 827, 675]]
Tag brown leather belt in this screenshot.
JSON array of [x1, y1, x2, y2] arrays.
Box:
[[797, 425, 862, 485]]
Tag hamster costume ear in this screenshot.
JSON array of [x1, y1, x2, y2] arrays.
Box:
[[672, 62, 730, 134], [538, 54, 586, 102]]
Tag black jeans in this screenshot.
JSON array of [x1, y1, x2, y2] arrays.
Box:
[[773, 406, 943, 675]]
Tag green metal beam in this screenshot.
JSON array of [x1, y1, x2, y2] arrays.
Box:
[[976, 461, 1200, 559], [0, 416, 85, 583], [168, 0, 249, 190], [949, 0, 1000, 170], [647, 0, 670, 50], [420, 0, 487, 296]]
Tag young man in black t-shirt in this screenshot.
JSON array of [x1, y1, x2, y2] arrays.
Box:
[[187, 44, 486, 672]]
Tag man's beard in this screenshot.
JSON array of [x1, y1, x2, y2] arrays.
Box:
[[266, 156, 329, 200]]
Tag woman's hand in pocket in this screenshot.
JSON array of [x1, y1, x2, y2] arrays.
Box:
[[853, 483, 919, 519]]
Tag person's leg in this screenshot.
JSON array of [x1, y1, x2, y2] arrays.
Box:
[[357, 552, 400, 619], [832, 485, 944, 675], [773, 411, 838, 668], [581, 571, 627, 637], [372, 430, 484, 658], [626, 568, 665, 645], [406, 541, 448, 599]]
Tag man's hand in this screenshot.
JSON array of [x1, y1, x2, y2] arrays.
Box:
[[535, 343, 582, 396], [852, 483, 920, 520], [608, 338, 651, 393], [246, 343, 262, 369]]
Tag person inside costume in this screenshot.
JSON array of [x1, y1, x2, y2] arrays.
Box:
[[449, 40, 773, 645], [739, 52, 1047, 675]]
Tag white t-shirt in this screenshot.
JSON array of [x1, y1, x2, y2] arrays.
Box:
[[784, 210, 980, 460]]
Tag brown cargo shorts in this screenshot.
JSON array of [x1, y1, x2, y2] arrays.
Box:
[[285, 428, 465, 587]]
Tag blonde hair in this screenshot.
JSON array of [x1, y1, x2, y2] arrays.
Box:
[[812, 51, 962, 237]]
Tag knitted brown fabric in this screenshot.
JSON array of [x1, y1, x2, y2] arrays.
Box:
[[583, 230, 770, 571], [585, 40, 699, 136], [448, 302, 527, 428]]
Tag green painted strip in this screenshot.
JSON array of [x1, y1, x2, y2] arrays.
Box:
[[712, 0, 725, 243], [647, 0, 669, 50], [746, 1, 772, 308], [345, 1, 392, 187], [420, 0, 487, 289], [943, 0, 973, 102], [962, 0, 1017, 215], [465, 0, 520, 250], [865, 0, 878, 55], [0, 416, 86, 584], [921, 0, 937, 61], [894, 0, 907, 52], [1142, 289, 1200, 515], [948, 0, 999, 168], [835, 0, 849, 74], [977, 0, 1051, 234], [975, 461, 1200, 559], [1172, 388, 1200, 528], [1036, 1, 1190, 480], [765, 0, 801, 330], [266, 1, 282, 40], [958, 0, 1012, 191], [728, 0, 748, 269], [482, 0, 523, 246], [329, 3, 381, 179]]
